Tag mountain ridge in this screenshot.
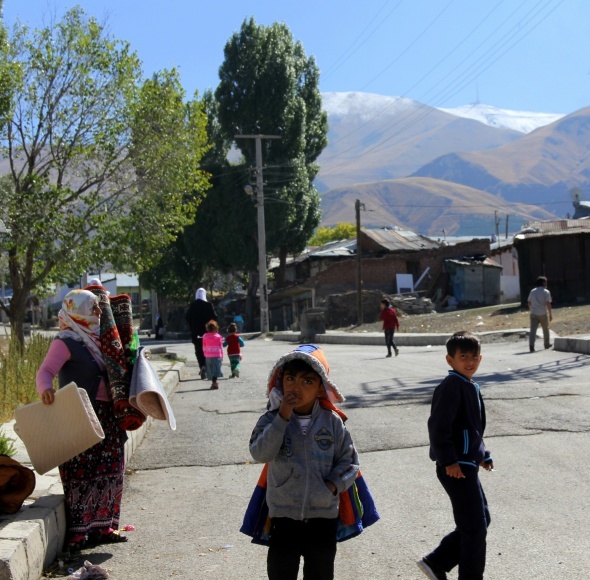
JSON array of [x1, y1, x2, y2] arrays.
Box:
[[316, 92, 587, 234]]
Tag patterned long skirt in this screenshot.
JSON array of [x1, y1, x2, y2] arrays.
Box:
[[59, 401, 127, 538]]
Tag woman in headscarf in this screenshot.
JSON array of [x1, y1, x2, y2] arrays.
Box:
[[185, 288, 217, 379], [36, 289, 128, 551]]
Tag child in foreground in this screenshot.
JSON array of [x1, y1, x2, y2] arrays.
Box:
[[223, 322, 244, 378], [418, 331, 494, 580], [249, 344, 360, 580], [202, 320, 223, 389]]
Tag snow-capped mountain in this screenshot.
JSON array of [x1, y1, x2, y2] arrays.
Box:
[[439, 103, 564, 134], [321, 91, 563, 134], [317, 92, 523, 191]]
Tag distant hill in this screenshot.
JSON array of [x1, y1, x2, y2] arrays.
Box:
[[411, 106, 590, 209], [319, 177, 556, 237], [315, 92, 586, 233], [316, 92, 523, 192]]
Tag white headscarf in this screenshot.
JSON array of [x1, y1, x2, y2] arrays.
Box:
[[88, 278, 110, 296], [57, 290, 104, 364], [196, 288, 207, 301]]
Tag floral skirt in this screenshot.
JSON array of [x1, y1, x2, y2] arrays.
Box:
[[205, 357, 223, 380], [59, 401, 127, 538]]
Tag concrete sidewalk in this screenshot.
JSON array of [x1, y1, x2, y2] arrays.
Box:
[[272, 328, 589, 353], [2, 329, 589, 579], [0, 348, 184, 580]]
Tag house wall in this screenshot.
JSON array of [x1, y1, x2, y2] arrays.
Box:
[[445, 261, 501, 306], [308, 239, 490, 299], [516, 232, 590, 305], [489, 247, 519, 276]]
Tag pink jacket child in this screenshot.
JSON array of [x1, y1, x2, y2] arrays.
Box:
[[202, 320, 223, 389]]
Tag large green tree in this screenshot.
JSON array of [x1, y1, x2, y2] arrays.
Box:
[[215, 18, 328, 287], [0, 8, 210, 343], [140, 89, 258, 301]]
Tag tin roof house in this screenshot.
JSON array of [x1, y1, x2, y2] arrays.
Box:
[[513, 219, 590, 305]]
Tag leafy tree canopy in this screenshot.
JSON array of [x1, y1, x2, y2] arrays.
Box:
[[0, 7, 210, 341], [309, 222, 357, 246], [215, 18, 328, 274]]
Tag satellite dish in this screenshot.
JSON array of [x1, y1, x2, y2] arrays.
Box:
[[571, 187, 583, 203]]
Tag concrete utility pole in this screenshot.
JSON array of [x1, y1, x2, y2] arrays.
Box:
[[355, 199, 365, 325], [235, 133, 281, 334]]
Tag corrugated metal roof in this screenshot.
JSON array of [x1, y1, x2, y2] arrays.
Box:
[[363, 227, 440, 251], [445, 256, 502, 269], [514, 218, 590, 241], [275, 239, 357, 268]]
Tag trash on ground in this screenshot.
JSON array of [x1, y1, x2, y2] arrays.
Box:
[[66, 560, 109, 579]]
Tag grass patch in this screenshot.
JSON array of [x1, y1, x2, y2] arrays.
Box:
[[0, 333, 53, 423]]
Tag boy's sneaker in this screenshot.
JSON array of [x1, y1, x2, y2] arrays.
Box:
[[235, 370, 240, 378], [386, 352, 392, 358], [417, 557, 447, 579], [395, 348, 399, 356]]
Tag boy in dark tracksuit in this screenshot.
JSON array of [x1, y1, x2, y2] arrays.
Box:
[[418, 331, 494, 580]]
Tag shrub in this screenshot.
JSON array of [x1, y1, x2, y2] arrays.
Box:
[[0, 333, 53, 422], [0, 427, 16, 457]]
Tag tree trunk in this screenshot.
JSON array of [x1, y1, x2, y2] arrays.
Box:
[[274, 247, 288, 289], [8, 291, 27, 347], [8, 250, 29, 347]]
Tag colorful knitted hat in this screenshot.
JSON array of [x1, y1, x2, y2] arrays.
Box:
[[267, 344, 344, 404]]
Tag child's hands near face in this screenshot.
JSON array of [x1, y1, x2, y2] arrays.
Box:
[[445, 463, 465, 478], [279, 392, 299, 420]]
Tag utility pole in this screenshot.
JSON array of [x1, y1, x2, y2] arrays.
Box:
[[355, 199, 365, 325], [235, 133, 281, 334]]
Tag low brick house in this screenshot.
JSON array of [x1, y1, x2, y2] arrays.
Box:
[[268, 228, 491, 330]]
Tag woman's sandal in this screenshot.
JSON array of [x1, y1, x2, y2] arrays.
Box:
[[66, 535, 87, 552], [87, 529, 128, 545], [99, 530, 128, 544]]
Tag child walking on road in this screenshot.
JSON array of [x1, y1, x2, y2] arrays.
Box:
[[248, 344, 362, 580], [223, 322, 245, 378], [202, 320, 223, 390], [418, 331, 494, 580], [380, 299, 400, 357]]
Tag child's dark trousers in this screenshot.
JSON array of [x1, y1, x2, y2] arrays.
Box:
[[426, 464, 491, 580], [384, 328, 397, 355], [267, 516, 338, 580]]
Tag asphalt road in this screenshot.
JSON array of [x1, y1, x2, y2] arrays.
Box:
[[75, 337, 590, 579]]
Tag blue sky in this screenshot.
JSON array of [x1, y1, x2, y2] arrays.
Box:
[[5, 0, 588, 115]]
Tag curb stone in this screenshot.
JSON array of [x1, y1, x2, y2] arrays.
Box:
[[0, 358, 185, 580]]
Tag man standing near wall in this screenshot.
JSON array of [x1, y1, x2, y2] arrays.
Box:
[[527, 276, 552, 352]]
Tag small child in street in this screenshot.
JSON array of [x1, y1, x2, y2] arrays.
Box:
[[418, 331, 494, 580], [202, 320, 223, 389], [223, 322, 245, 378], [248, 344, 361, 580], [379, 298, 400, 357]]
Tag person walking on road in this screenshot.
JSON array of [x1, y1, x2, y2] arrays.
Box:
[[380, 298, 400, 357], [202, 319, 223, 390], [248, 344, 360, 580], [223, 322, 245, 378], [527, 276, 553, 352], [418, 331, 494, 580], [186, 288, 217, 379]]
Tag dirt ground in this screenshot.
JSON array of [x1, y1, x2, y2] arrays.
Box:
[[343, 302, 590, 337]]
